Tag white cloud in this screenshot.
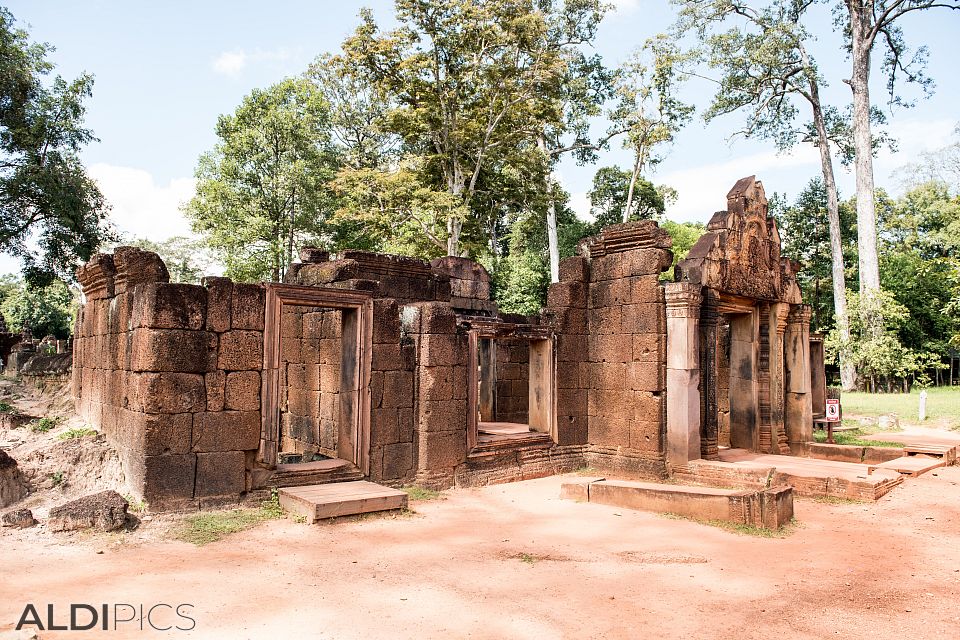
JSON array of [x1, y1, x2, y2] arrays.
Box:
[[570, 191, 592, 221], [211, 47, 294, 77], [88, 164, 195, 242], [212, 50, 248, 77], [658, 146, 821, 222], [609, 0, 640, 12]]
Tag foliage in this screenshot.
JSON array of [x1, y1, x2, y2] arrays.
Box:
[[29, 416, 62, 433], [0, 8, 114, 286], [608, 35, 693, 222], [401, 485, 444, 501], [185, 77, 338, 282], [127, 236, 216, 285], [57, 426, 97, 440], [587, 167, 665, 228], [811, 429, 902, 447], [824, 289, 939, 390], [0, 400, 18, 414], [342, 0, 596, 257], [660, 220, 706, 281], [0, 276, 77, 339], [771, 179, 857, 332], [174, 491, 285, 546]]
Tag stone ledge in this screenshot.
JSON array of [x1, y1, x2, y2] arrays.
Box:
[[561, 477, 793, 529]]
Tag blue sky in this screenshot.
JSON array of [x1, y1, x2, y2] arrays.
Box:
[[4, 1, 959, 275]]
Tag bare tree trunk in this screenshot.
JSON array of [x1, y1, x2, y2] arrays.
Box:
[[810, 96, 856, 391], [623, 155, 641, 223], [847, 4, 881, 296], [538, 136, 561, 283], [447, 172, 464, 257]]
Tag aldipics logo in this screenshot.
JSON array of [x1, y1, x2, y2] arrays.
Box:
[[15, 603, 196, 632]]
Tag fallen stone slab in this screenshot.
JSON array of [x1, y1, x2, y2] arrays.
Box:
[[0, 449, 28, 508], [868, 455, 943, 478], [1, 507, 35, 528], [561, 478, 793, 530], [47, 490, 129, 532]]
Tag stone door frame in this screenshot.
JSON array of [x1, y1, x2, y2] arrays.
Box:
[[259, 283, 374, 475], [464, 320, 556, 453]]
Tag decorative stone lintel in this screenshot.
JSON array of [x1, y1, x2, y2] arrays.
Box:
[[787, 304, 812, 326], [665, 282, 702, 318], [774, 303, 790, 335], [76, 254, 116, 300]]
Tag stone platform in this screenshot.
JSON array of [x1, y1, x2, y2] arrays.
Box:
[[868, 455, 944, 477], [674, 449, 903, 501], [561, 477, 793, 530], [278, 481, 408, 523]]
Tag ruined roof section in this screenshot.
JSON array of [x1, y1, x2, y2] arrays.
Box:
[[577, 219, 673, 260], [675, 176, 802, 304]]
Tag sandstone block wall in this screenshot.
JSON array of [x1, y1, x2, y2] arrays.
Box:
[[74, 248, 267, 510]]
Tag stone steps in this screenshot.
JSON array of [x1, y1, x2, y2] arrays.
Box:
[[868, 456, 944, 478], [278, 480, 408, 523]]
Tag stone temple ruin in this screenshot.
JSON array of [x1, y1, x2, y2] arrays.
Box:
[[70, 177, 836, 517]]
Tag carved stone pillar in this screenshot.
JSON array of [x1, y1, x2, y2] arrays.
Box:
[[784, 305, 813, 445], [770, 303, 790, 454], [665, 283, 702, 465], [699, 291, 720, 460]]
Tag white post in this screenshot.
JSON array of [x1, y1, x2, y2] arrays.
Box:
[[919, 390, 927, 422]]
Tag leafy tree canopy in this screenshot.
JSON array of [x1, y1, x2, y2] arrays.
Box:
[[0, 275, 77, 339], [0, 8, 113, 287]]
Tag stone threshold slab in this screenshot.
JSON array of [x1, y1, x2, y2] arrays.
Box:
[[279, 480, 408, 523], [561, 477, 793, 530]]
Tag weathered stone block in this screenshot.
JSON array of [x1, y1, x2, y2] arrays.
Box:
[[218, 330, 263, 371], [124, 410, 194, 456], [589, 414, 630, 447], [420, 366, 453, 401], [632, 334, 663, 362], [372, 407, 400, 445], [192, 411, 260, 452], [558, 256, 588, 283], [418, 430, 466, 470], [419, 334, 463, 366], [205, 371, 225, 412], [195, 451, 246, 497], [628, 361, 662, 392], [620, 303, 664, 334], [382, 442, 414, 480], [231, 284, 265, 330], [383, 370, 414, 408], [129, 373, 206, 414], [419, 399, 467, 433], [131, 282, 207, 330], [373, 299, 401, 343], [373, 343, 404, 372], [113, 246, 169, 293], [589, 334, 631, 364], [203, 276, 232, 332], [419, 303, 457, 334], [547, 282, 587, 309], [626, 248, 673, 276], [629, 420, 660, 452], [225, 371, 261, 411], [48, 491, 128, 532], [629, 275, 664, 304], [129, 328, 214, 373]]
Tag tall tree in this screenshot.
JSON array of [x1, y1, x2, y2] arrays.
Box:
[[0, 8, 112, 287], [838, 0, 959, 298], [673, 0, 863, 389], [342, 0, 572, 257], [535, 0, 617, 282], [587, 166, 666, 228], [608, 35, 693, 223], [185, 78, 338, 282]]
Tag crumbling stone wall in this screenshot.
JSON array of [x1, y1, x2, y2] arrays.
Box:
[[74, 248, 266, 510], [73, 221, 680, 509]]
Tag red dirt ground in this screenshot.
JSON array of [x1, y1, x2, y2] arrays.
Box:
[[2, 468, 960, 640]]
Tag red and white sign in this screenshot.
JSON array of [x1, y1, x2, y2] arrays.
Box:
[[825, 399, 840, 421]]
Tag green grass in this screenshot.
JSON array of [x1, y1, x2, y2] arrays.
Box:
[[808, 495, 870, 505], [661, 513, 797, 538], [50, 471, 64, 486], [841, 387, 960, 427], [0, 401, 19, 414], [402, 485, 444, 501], [29, 416, 62, 433], [57, 426, 98, 440], [124, 494, 149, 515], [812, 428, 903, 448], [173, 491, 285, 545]]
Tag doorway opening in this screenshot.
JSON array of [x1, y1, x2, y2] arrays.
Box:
[[261, 284, 373, 479], [466, 323, 555, 454]]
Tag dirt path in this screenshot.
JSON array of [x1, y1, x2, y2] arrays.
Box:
[[3, 467, 960, 640]]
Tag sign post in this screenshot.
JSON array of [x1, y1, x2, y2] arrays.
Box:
[[825, 399, 841, 444]]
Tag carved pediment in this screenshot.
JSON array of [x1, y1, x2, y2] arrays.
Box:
[[676, 176, 799, 303]]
